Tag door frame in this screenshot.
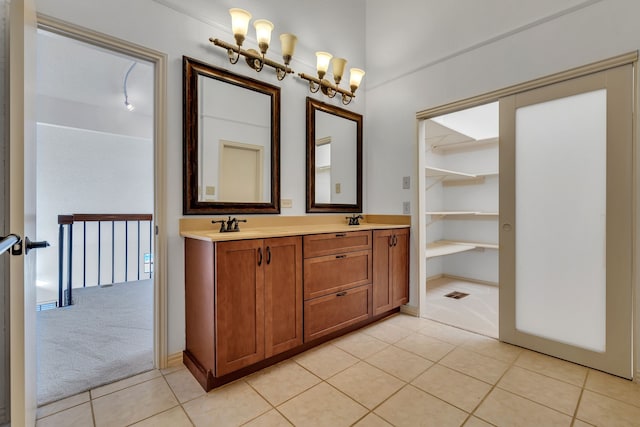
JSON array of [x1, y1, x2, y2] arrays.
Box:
[[415, 51, 638, 379], [36, 15, 169, 370]]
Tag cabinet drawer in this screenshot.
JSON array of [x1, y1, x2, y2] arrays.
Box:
[[303, 231, 372, 258], [303, 249, 372, 300], [304, 284, 372, 342]]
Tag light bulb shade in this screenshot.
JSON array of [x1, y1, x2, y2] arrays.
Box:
[[331, 58, 347, 85], [254, 19, 274, 54], [229, 8, 252, 46], [349, 68, 365, 92], [316, 51, 332, 79], [280, 33, 297, 64]]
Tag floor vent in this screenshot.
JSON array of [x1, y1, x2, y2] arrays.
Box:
[[444, 291, 469, 299]]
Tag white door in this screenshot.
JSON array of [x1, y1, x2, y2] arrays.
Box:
[[9, 0, 39, 424], [499, 64, 633, 378]]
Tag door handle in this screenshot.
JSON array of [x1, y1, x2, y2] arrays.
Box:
[[266, 246, 271, 265], [257, 247, 263, 266], [25, 237, 50, 254]]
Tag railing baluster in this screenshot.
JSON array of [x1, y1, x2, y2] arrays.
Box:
[[58, 224, 64, 307], [111, 221, 115, 284], [137, 220, 140, 281], [98, 221, 101, 286], [125, 221, 128, 282], [149, 221, 152, 279], [67, 223, 73, 306], [83, 221, 86, 288]]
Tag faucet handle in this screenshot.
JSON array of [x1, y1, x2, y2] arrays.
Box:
[[234, 219, 247, 231], [211, 219, 226, 232]]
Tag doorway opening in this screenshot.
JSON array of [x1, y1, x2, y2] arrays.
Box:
[[35, 28, 155, 405], [420, 102, 499, 338]]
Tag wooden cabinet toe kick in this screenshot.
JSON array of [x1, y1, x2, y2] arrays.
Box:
[[183, 307, 400, 392]]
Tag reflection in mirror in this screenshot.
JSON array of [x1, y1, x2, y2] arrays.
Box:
[[306, 97, 362, 213], [183, 56, 280, 214], [198, 75, 271, 203]]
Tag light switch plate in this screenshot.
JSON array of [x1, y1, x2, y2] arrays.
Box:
[[205, 186, 216, 196], [335, 183, 341, 193], [402, 176, 410, 189], [281, 199, 293, 208], [403, 201, 411, 214]]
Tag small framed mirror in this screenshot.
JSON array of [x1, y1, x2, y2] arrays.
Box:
[[183, 56, 280, 214], [306, 97, 363, 213]]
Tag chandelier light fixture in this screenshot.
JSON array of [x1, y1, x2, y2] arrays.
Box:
[[209, 8, 297, 81], [298, 52, 365, 105]]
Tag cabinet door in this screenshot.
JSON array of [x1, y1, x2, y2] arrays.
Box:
[[215, 240, 265, 376], [372, 230, 393, 315], [391, 228, 410, 307], [264, 236, 303, 358]]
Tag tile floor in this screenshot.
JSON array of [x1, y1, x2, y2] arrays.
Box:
[[36, 314, 640, 427], [425, 277, 498, 338]]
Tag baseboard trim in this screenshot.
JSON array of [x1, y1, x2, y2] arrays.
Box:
[[427, 274, 498, 287], [635, 370, 639, 384], [167, 352, 183, 368], [400, 305, 419, 316]]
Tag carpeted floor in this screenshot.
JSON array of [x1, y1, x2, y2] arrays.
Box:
[[36, 280, 153, 405]]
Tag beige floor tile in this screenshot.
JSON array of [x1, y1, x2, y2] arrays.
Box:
[[584, 369, 640, 408], [515, 350, 587, 387], [366, 345, 433, 382], [37, 391, 90, 419], [352, 412, 393, 426], [246, 360, 321, 406], [461, 334, 523, 363], [497, 366, 581, 415], [412, 364, 491, 412], [439, 347, 510, 384], [381, 313, 427, 331], [463, 416, 493, 427], [243, 409, 293, 426], [165, 368, 207, 403], [572, 420, 595, 427], [394, 332, 455, 362], [374, 385, 468, 427], [332, 331, 389, 359], [36, 402, 94, 427], [576, 390, 640, 426], [294, 344, 359, 379], [161, 364, 186, 376], [131, 406, 193, 427], [418, 319, 479, 346], [327, 361, 405, 409], [474, 388, 571, 427], [92, 376, 178, 427], [360, 321, 413, 344], [90, 369, 162, 399], [277, 382, 367, 427], [183, 381, 271, 426]]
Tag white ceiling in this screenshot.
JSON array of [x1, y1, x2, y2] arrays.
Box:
[[37, 29, 154, 120]]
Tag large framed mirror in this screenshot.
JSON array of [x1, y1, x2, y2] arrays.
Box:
[[306, 97, 363, 213], [183, 56, 280, 214]]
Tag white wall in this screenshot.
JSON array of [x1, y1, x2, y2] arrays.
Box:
[[35, 123, 153, 303], [365, 0, 640, 376], [34, 0, 366, 356]]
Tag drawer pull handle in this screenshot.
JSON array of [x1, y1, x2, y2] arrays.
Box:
[[266, 246, 271, 265], [335, 233, 347, 237], [257, 247, 263, 266], [335, 255, 347, 259], [336, 291, 347, 297]]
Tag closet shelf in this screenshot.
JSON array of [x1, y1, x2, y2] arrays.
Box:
[[425, 166, 476, 179], [426, 240, 499, 259], [426, 211, 499, 217]]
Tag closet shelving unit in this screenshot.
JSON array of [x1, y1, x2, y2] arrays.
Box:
[[424, 137, 499, 261]]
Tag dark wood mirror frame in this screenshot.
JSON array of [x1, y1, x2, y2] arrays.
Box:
[[183, 56, 280, 214], [306, 97, 363, 213]]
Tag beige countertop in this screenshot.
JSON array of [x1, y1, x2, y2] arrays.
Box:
[[180, 220, 410, 242]]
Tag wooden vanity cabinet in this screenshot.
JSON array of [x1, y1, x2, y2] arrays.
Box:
[[184, 236, 302, 381], [373, 228, 410, 315], [303, 231, 373, 341]]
